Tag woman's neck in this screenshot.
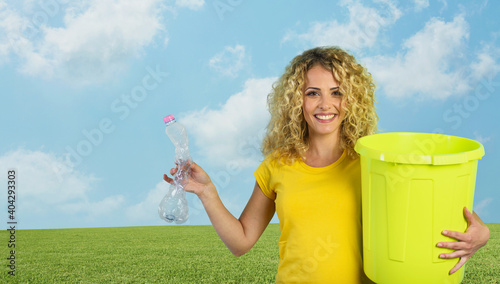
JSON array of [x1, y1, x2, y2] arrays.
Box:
[[303, 132, 343, 167]]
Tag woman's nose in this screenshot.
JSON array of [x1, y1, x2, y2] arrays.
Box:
[[319, 96, 332, 110]]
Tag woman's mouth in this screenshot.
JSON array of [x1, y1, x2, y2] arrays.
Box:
[[314, 114, 336, 122]]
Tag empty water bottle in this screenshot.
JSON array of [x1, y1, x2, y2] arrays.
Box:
[[158, 115, 192, 224]]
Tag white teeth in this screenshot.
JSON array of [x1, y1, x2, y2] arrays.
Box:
[[315, 114, 335, 120]]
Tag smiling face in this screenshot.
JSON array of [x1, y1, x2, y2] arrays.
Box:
[[302, 64, 345, 140]]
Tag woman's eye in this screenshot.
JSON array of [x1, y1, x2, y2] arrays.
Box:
[[332, 90, 342, 96], [306, 91, 319, 96]]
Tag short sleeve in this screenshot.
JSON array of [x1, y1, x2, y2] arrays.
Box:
[[254, 156, 276, 200]]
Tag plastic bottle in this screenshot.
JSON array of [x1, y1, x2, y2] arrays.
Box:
[[158, 115, 192, 224]]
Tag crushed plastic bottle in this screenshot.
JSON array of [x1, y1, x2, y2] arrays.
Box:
[[158, 115, 192, 224]]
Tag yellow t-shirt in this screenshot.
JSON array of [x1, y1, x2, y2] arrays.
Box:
[[254, 150, 369, 283]]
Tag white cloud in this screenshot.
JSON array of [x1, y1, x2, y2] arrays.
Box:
[[180, 77, 276, 169], [282, 1, 402, 51], [59, 195, 125, 220], [126, 181, 167, 222], [175, 0, 205, 10], [0, 149, 95, 203], [0, 149, 124, 226], [0, 2, 31, 65], [0, 0, 166, 85], [470, 44, 500, 82], [363, 15, 471, 100], [413, 0, 429, 11], [209, 44, 247, 77], [364, 15, 500, 100]]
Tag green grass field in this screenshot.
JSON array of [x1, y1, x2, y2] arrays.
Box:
[[1, 223, 498, 283]]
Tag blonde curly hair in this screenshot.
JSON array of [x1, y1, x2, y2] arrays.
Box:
[[262, 46, 378, 163]]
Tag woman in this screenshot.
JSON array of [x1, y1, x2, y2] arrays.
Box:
[[164, 46, 490, 283]]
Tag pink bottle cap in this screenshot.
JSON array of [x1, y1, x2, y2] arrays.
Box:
[[163, 115, 175, 123]]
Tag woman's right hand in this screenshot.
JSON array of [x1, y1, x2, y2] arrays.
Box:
[[163, 161, 215, 198], [165, 161, 275, 257]]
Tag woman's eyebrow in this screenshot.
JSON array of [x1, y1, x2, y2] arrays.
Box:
[[304, 86, 340, 92], [305, 87, 320, 91]]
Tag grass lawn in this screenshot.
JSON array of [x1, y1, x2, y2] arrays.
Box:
[[1, 223, 498, 283]]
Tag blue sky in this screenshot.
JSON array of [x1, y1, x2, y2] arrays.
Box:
[[0, 0, 498, 229]]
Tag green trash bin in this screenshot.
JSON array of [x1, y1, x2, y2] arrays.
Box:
[[354, 132, 485, 284]]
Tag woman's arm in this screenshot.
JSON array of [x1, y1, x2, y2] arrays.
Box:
[[164, 162, 275, 256], [437, 207, 490, 274]]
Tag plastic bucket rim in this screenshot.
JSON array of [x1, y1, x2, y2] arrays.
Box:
[[354, 132, 485, 165]]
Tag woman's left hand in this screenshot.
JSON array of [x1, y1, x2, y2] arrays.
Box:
[[437, 207, 490, 275]]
